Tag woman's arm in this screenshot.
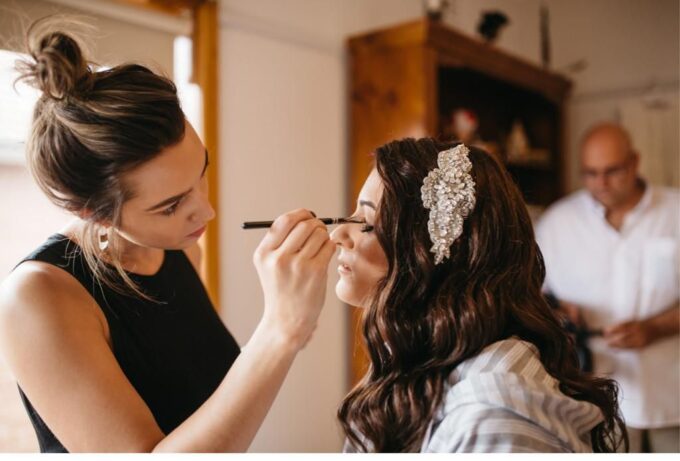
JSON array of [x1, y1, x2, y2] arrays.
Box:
[[0, 263, 164, 452], [152, 316, 299, 451], [0, 209, 335, 452]]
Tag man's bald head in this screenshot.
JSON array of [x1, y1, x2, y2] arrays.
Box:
[[580, 122, 640, 210], [581, 123, 634, 162]]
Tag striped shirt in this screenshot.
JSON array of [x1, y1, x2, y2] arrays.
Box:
[[421, 338, 603, 452], [343, 338, 603, 453]]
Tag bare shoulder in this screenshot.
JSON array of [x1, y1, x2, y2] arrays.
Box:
[[0, 261, 163, 451], [0, 261, 107, 344], [183, 242, 203, 275]]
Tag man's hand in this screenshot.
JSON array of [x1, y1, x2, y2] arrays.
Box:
[[604, 304, 679, 349], [603, 320, 655, 349]]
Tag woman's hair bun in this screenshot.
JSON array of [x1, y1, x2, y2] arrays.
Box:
[[16, 18, 92, 100]]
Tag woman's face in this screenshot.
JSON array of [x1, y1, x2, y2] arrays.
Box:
[[116, 120, 215, 250], [331, 169, 389, 308]]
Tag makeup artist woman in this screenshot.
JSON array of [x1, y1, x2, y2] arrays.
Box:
[[0, 22, 335, 452]]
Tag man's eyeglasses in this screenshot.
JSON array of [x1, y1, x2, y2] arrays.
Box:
[[581, 158, 632, 181]]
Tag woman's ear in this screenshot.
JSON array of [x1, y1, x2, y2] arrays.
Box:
[[76, 208, 111, 228], [76, 208, 93, 220]]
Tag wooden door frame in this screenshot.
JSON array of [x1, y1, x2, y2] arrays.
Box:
[[117, 0, 222, 308]]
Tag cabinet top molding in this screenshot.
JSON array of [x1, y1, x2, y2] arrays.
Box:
[[348, 18, 571, 104]]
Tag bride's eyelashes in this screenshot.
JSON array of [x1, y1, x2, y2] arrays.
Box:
[[349, 214, 374, 233]]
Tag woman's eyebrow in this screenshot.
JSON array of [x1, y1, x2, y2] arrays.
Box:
[[359, 200, 376, 210], [146, 190, 191, 212], [145, 148, 209, 212], [200, 148, 209, 176]]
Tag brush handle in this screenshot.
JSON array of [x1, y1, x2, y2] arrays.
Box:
[[241, 217, 360, 229]]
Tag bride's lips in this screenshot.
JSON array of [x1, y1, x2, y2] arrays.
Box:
[[337, 257, 352, 275], [187, 225, 206, 238]]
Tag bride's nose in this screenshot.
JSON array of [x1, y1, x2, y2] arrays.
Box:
[[330, 223, 353, 250]]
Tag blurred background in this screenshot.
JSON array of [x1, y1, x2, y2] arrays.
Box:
[[0, 0, 677, 452]]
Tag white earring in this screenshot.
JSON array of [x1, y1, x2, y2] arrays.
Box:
[[99, 228, 109, 251]]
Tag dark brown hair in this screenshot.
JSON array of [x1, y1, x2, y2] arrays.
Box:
[[15, 17, 185, 298], [338, 138, 627, 453]]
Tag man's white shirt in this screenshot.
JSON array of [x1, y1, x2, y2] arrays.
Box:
[[536, 184, 679, 428]]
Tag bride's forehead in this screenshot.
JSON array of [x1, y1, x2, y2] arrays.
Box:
[[361, 169, 383, 197]]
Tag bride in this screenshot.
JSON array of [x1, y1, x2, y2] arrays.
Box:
[[331, 138, 628, 453]]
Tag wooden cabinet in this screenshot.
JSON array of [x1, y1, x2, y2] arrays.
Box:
[[346, 18, 571, 385]]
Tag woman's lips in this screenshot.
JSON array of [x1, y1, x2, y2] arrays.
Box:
[[337, 261, 352, 275], [187, 225, 206, 238]]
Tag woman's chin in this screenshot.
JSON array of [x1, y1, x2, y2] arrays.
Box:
[[335, 281, 365, 308]]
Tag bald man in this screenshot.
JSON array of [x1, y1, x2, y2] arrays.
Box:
[[536, 123, 679, 453]]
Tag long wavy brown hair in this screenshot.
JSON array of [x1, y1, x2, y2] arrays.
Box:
[[338, 138, 627, 453]]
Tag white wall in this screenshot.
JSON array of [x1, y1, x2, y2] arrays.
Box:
[[220, 28, 346, 452], [217, 0, 422, 452]]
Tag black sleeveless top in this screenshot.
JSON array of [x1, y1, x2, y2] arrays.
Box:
[[16, 234, 241, 452]]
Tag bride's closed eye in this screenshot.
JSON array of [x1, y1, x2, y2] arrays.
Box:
[[349, 216, 373, 232], [350, 215, 374, 233], [361, 223, 374, 233]]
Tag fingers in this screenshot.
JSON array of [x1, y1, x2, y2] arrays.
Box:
[[300, 227, 338, 262], [278, 218, 326, 254], [603, 321, 646, 348], [316, 238, 337, 263], [605, 332, 629, 347], [603, 324, 624, 345], [257, 209, 316, 252], [297, 226, 330, 259], [603, 321, 630, 337]]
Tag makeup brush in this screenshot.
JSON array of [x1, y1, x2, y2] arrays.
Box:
[[242, 217, 364, 229]]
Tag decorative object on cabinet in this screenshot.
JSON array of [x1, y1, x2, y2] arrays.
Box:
[[477, 11, 509, 43], [423, 0, 450, 22]]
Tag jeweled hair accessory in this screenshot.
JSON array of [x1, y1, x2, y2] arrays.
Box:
[[420, 144, 476, 265]]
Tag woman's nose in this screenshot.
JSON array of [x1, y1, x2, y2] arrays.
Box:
[[190, 193, 215, 223], [330, 223, 353, 249], [203, 201, 216, 222]]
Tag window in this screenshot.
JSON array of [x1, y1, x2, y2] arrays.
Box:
[[0, 49, 40, 165]]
